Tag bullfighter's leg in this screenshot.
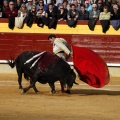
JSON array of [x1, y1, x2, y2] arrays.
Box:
[[48, 82, 56, 94]]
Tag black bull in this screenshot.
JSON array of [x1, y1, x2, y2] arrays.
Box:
[[8, 51, 76, 94]]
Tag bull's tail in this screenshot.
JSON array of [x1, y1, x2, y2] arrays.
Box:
[[7, 56, 16, 68]]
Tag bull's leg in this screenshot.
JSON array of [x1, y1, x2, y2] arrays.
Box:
[[33, 84, 39, 93], [22, 78, 37, 93], [48, 82, 56, 94], [65, 86, 71, 94], [17, 71, 23, 89], [60, 81, 65, 93]]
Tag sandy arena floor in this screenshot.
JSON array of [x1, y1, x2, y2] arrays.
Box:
[[0, 73, 120, 120]]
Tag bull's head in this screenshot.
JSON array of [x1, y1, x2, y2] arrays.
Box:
[[66, 69, 76, 91]]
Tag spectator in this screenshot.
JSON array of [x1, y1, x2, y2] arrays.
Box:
[[5, 1, 18, 29], [89, 0, 97, 4], [110, 4, 120, 19], [57, 4, 68, 21], [85, 0, 92, 12], [79, 4, 89, 20], [5, 1, 18, 18], [0, 0, 4, 6], [51, 0, 58, 12], [36, 7, 45, 27], [62, 0, 70, 10], [89, 4, 100, 20], [99, 5, 111, 20], [43, 0, 51, 5], [15, 0, 23, 10], [26, 5, 37, 27], [33, 0, 39, 5], [22, 0, 28, 4], [2, 0, 9, 17], [26, 0, 33, 11], [45, 3, 57, 29], [0, 4, 2, 18], [99, 5, 111, 33], [67, 4, 79, 27], [72, 0, 80, 11], [37, 0, 47, 11], [17, 3, 28, 17], [56, 0, 63, 7], [97, 0, 104, 12]]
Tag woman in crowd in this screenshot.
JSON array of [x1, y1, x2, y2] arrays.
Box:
[[57, 4, 68, 21], [99, 5, 111, 33], [36, 7, 45, 27], [99, 5, 111, 20], [67, 4, 79, 27], [17, 3, 28, 17], [25, 5, 37, 27], [36, 0, 47, 12]]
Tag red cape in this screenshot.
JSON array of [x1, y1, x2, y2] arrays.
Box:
[[72, 46, 110, 88]]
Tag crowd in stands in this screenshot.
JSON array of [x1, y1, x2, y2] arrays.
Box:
[[0, 0, 120, 31]]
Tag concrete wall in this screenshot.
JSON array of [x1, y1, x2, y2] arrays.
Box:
[[0, 64, 120, 77]]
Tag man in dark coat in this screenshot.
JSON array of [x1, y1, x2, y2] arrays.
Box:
[[79, 4, 89, 20], [5, 1, 18, 29]]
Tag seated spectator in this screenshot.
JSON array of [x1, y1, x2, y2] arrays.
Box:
[[5, 1, 18, 29], [67, 4, 79, 27], [110, 4, 120, 20], [56, 0, 63, 7], [22, 0, 28, 4], [0, 4, 2, 18], [33, 0, 39, 6], [43, 0, 51, 5], [99, 5, 111, 20], [84, 0, 92, 12], [17, 3, 28, 17], [79, 4, 89, 20], [89, 4, 100, 20], [45, 3, 57, 29], [5, 1, 18, 18], [26, 0, 33, 11], [25, 5, 37, 27], [36, 0, 47, 12], [36, 8, 45, 27], [2, 0, 9, 18], [89, 0, 97, 4], [62, 0, 70, 11], [99, 5, 111, 33], [15, 0, 23, 10], [97, 0, 104, 12], [72, 0, 80, 11], [57, 4, 68, 21], [51, 0, 58, 12]]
